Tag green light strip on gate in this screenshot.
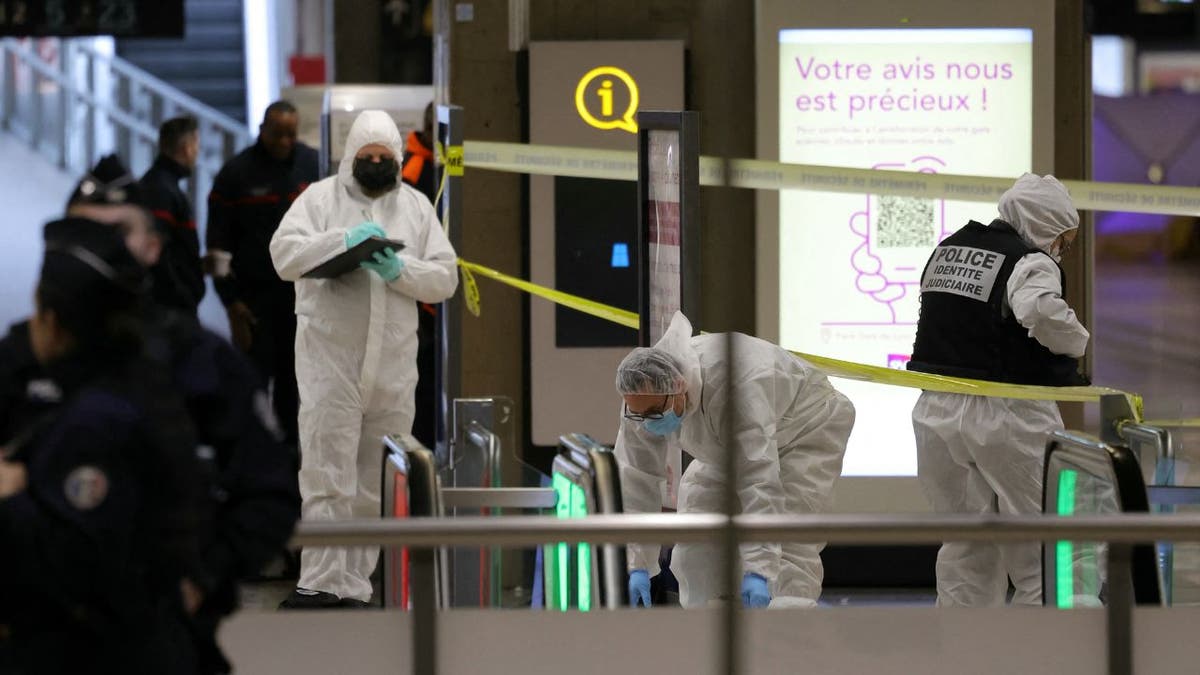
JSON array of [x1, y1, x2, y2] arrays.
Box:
[[1056, 469, 1078, 609], [552, 473, 573, 611], [573, 483, 592, 612]]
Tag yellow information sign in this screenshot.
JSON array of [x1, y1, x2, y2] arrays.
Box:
[[574, 66, 640, 134]]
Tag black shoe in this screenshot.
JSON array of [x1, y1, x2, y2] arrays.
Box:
[[278, 588, 341, 610], [338, 598, 373, 609]]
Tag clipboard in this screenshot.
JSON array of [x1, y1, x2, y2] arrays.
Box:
[[302, 237, 407, 279]]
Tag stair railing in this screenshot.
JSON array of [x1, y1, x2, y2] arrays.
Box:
[[0, 37, 250, 229]]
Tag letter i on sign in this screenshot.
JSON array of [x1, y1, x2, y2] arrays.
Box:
[[597, 80, 614, 116]]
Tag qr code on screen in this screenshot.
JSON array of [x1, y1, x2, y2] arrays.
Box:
[[876, 195, 935, 248]]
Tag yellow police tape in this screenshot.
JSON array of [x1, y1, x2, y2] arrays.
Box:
[[458, 260, 638, 328], [462, 140, 1200, 218], [1143, 419, 1200, 429], [455, 259, 1145, 415]]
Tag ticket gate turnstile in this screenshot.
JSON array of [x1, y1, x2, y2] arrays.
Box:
[[544, 433, 628, 611], [381, 434, 446, 610], [1042, 430, 1162, 608]]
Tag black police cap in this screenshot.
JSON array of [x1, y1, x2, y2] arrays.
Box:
[[66, 154, 147, 209], [40, 216, 146, 299]]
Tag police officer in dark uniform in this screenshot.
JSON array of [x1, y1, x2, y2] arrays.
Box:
[[0, 157, 301, 674], [76, 157, 302, 672], [140, 116, 206, 315], [206, 100, 320, 448], [0, 324, 43, 448], [0, 218, 201, 674]]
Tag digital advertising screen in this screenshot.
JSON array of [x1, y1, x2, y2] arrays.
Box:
[[776, 28, 1034, 476]]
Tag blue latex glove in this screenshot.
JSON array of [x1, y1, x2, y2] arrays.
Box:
[[741, 573, 770, 609], [628, 569, 651, 607], [345, 221, 387, 249], [360, 248, 403, 281]]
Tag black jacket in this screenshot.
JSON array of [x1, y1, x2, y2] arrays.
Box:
[[0, 351, 202, 674], [0, 311, 300, 674], [144, 309, 300, 673], [0, 322, 45, 446], [207, 141, 320, 309], [908, 219, 1087, 386], [140, 156, 206, 314]]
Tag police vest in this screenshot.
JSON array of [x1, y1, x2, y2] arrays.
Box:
[[908, 219, 1085, 386]]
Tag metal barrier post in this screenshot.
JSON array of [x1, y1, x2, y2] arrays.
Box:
[[447, 397, 513, 607], [1118, 422, 1174, 484], [83, 48, 95, 167], [436, 104, 464, 469], [411, 547, 437, 674], [31, 61, 42, 151], [2, 43, 13, 130], [1107, 544, 1133, 675], [114, 76, 131, 162], [57, 40, 71, 169], [381, 434, 441, 674]]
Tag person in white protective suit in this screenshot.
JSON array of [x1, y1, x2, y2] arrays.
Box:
[[907, 173, 1090, 607], [269, 110, 458, 608], [615, 312, 855, 609]]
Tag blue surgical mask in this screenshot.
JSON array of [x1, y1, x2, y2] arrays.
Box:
[[643, 409, 683, 437]]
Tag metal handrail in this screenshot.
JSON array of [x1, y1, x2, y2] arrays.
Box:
[[1119, 422, 1174, 461], [1, 45, 157, 140], [290, 512, 1200, 549], [71, 42, 247, 139], [0, 37, 250, 233]]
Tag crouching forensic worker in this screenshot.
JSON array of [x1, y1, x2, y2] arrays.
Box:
[[614, 312, 855, 609]]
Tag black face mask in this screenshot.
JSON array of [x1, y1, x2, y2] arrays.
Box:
[[353, 157, 398, 192]]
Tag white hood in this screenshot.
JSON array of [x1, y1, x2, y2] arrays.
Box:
[[654, 311, 704, 415], [337, 110, 404, 195], [997, 173, 1079, 254]]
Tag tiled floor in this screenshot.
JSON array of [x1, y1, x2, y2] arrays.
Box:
[[0, 133, 76, 329]]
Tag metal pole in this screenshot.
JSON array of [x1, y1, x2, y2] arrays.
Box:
[[84, 48, 95, 167], [721, 331, 740, 675], [31, 62, 43, 153], [411, 547, 438, 675], [436, 104, 464, 468], [1107, 544, 1133, 675], [115, 76, 131, 164], [1, 44, 12, 132], [57, 40, 71, 169]]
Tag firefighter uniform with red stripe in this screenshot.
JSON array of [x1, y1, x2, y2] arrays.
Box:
[[206, 140, 320, 446], [140, 155, 205, 315]]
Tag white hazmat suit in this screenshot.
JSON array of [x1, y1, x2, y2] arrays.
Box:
[[913, 173, 1090, 607], [270, 111, 458, 602], [616, 312, 855, 607]]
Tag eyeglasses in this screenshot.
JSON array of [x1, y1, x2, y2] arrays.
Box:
[[622, 394, 678, 422], [1055, 233, 1077, 256]]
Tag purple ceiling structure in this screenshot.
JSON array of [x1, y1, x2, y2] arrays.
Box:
[[1093, 93, 1200, 236]]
